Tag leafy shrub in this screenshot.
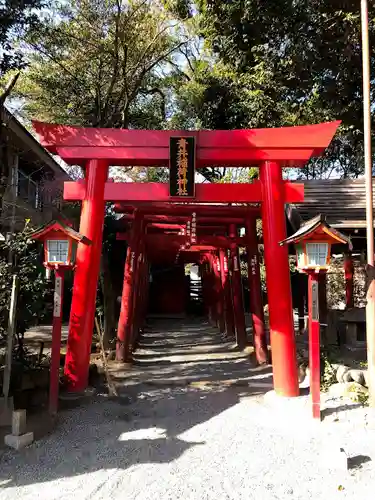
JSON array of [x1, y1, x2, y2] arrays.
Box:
[[327, 255, 366, 309], [0, 226, 53, 341], [320, 353, 337, 392]]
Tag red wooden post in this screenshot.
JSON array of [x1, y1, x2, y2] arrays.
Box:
[[213, 253, 225, 332], [126, 242, 140, 357], [260, 161, 299, 397], [318, 272, 328, 342], [246, 219, 268, 364], [49, 267, 64, 415], [206, 254, 217, 325], [137, 255, 147, 335], [141, 257, 150, 324], [129, 251, 141, 351], [206, 257, 217, 325], [297, 274, 306, 334], [219, 248, 235, 337], [117, 245, 133, 360], [64, 159, 108, 392], [134, 255, 149, 346], [144, 259, 150, 318], [308, 272, 321, 419], [127, 218, 143, 353], [344, 252, 354, 309], [131, 249, 146, 349], [200, 261, 210, 317], [117, 214, 142, 361], [229, 224, 247, 348]]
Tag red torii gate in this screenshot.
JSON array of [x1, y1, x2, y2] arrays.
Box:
[[115, 208, 259, 352], [33, 120, 340, 397]]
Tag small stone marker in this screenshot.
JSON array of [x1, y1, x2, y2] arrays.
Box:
[[4, 409, 34, 450], [12, 409, 27, 435]]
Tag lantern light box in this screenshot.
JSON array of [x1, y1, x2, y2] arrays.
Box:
[[31, 219, 91, 269], [280, 214, 352, 272]]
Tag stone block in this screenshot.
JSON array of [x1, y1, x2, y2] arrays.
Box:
[[328, 382, 368, 402], [336, 365, 350, 383], [348, 369, 366, 386], [12, 409, 27, 436], [4, 432, 34, 450]]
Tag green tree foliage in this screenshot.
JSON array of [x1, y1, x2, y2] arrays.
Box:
[[11, 0, 192, 346], [169, 0, 375, 179], [0, 227, 53, 340], [0, 0, 45, 78], [17, 0, 189, 129], [1, 1, 46, 228], [7, 1, 373, 181], [162, 0, 193, 19]]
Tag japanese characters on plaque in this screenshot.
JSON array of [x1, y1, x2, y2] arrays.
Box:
[[250, 255, 257, 276], [223, 254, 228, 273], [185, 220, 191, 249], [169, 136, 196, 197], [311, 281, 319, 321], [53, 276, 63, 318], [191, 213, 197, 244]]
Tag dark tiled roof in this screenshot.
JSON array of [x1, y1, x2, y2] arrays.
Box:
[[280, 213, 352, 248], [30, 220, 90, 244], [293, 178, 370, 228]]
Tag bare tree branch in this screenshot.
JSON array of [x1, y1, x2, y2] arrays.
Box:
[[131, 23, 177, 78], [0, 72, 20, 105], [28, 42, 95, 97], [141, 41, 189, 77], [140, 87, 166, 120], [126, 40, 190, 112], [167, 59, 191, 81], [178, 46, 195, 74]]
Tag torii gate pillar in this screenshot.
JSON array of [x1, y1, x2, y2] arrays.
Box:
[[219, 248, 235, 338], [246, 219, 268, 364], [64, 159, 108, 392], [260, 161, 299, 396]]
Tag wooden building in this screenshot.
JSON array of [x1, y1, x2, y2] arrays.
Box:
[[291, 178, 370, 349], [0, 107, 69, 234], [292, 178, 370, 251]]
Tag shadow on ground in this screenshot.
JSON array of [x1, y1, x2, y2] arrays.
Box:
[[0, 381, 271, 489], [321, 403, 363, 420], [0, 317, 273, 489]]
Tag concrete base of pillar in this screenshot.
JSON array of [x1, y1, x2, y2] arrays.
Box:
[[5, 432, 34, 450], [263, 390, 316, 422]]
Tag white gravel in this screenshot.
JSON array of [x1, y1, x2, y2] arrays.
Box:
[[0, 386, 375, 500], [1, 318, 375, 500]]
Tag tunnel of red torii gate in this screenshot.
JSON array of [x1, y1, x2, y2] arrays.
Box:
[[33, 119, 341, 398]]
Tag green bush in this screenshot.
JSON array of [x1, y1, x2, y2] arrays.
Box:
[[0, 227, 53, 340]]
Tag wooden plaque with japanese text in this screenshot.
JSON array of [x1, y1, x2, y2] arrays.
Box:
[[169, 137, 196, 198]]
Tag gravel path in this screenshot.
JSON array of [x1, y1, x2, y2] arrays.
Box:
[[1, 319, 375, 499]]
